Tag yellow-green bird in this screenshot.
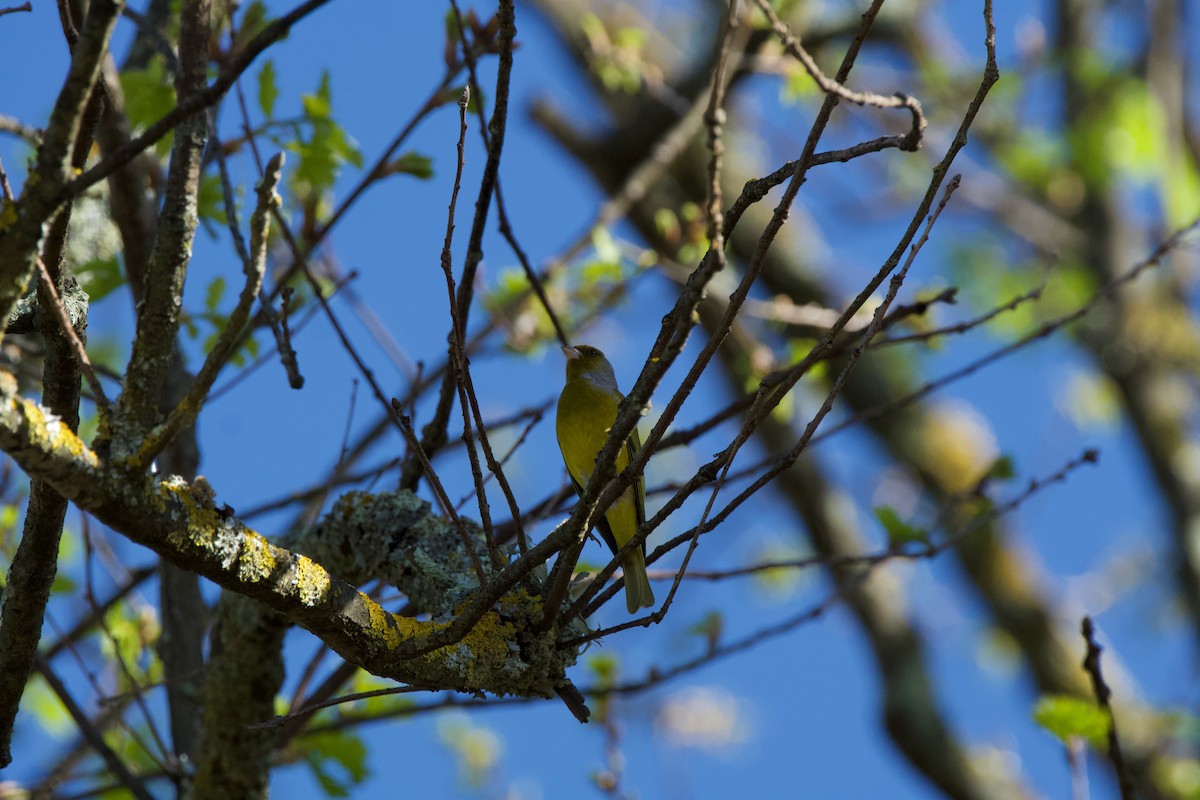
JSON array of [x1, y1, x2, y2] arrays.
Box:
[[556, 344, 655, 613]]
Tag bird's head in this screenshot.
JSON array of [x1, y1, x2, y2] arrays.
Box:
[[562, 344, 618, 391]]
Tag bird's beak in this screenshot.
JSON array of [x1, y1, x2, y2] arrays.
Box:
[[562, 346, 581, 360]]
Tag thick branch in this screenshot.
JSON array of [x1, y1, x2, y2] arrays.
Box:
[[112, 0, 211, 452], [0, 382, 577, 697]]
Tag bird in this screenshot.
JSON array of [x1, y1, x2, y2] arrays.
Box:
[[555, 344, 655, 613]]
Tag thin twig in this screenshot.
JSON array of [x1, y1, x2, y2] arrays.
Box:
[[879, 265, 1050, 346], [79, 515, 175, 774], [132, 153, 282, 468], [0, 2, 31, 18], [393, 403, 488, 584], [34, 259, 112, 419], [753, 0, 924, 135], [567, 0, 901, 622], [35, 657, 154, 800], [578, 173, 964, 631], [68, 0, 335, 197], [439, 85, 503, 568], [1080, 617, 1136, 800], [448, 0, 569, 348], [247, 685, 428, 730], [403, 0, 517, 491], [212, 100, 304, 389]]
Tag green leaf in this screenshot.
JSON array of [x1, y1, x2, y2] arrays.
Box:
[[874, 506, 929, 547], [119, 57, 176, 155], [24, 675, 73, 738], [289, 72, 363, 202], [257, 59, 279, 118], [587, 653, 619, 687], [689, 611, 723, 649], [101, 601, 161, 686], [198, 173, 228, 227], [75, 256, 124, 302], [437, 713, 502, 788], [51, 573, 76, 594], [986, 455, 1016, 481], [301, 72, 333, 120], [389, 152, 434, 180], [1033, 694, 1109, 747], [238, 1, 270, 42], [302, 731, 369, 798], [241, 333, 260, 363], [205, 276, 227, 314]]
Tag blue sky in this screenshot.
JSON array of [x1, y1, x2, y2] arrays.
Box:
[[1, 1, 1191, 798]]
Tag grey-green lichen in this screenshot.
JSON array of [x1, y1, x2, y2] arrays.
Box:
[[303, 490, 582, 698], [305, 490, 509, 616]]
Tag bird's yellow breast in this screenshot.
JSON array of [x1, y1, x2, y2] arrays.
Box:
[[556, 379, 639, 544]]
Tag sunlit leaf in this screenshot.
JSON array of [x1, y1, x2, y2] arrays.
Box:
[[258, 59, 279, 118], [205, 276, 227, 314], [1033, 694, 1109, 747], [302, 730, 370, 798], [75, 256, 124, 302], [198, 173, 228, 228], [874, 505, 929, 547], [119, 57, 176, 156]]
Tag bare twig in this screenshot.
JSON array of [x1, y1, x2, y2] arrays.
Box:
[[439, 86, 504, 568], [134, 153, 282, 468], [565, 0, 906, 622], [0, 113, 42, 143], [404, 0, 517, 489], [1080, 617, 1136, 800], [79, 516, 174, 774], [393, 403, 488, 584], [68, 0, 335, 197], [212, 101, 304, 389], [35, 656, 154, 800], [34, 259, 111, 419], [753, 0, 924, 138], [448, 0, 569, 348], [602, 0, 743, 625], [248, 685, 428, 731]]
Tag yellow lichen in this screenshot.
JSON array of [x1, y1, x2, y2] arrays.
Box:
[[0, 200, 16, 230], [238, 533, 277, 582], [293, 554, 332, 606], [21, 399, 98, 468]]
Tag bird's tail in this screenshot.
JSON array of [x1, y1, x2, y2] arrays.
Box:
[[621, 550, 655, 613]]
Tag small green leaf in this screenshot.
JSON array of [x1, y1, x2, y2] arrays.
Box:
[[289, 73, 362, 203], [986, 455, 1016, 481], [301, 72, 333, 120], [389, 152, 434, 180], [75, 256, 124, 302], [238, 1, 270, 41], [1033, 694, 1109, 747], [689, 611, 723, 650], [51, 574, 76, 594], [205, 276, 227, 313], [587, 653, 619, 687], [119, 57, 176, 155], [874, 506, 929, 546], [198, 173, 228, 227], [24, 675, 73, 738], [302, 731, 369, 798], [257, 60, 279, 118]]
